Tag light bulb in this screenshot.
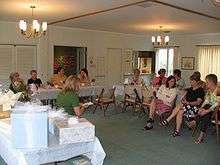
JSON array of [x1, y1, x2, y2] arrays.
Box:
[[33, 20, 40, 32], [42, 22, 47, 31], [151, 36, 156, 43], [19, 20, 27, 31], [165, 35, 169, 43], [157, 36, 162, 43]]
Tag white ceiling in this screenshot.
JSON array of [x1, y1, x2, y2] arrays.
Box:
[[0, 0, 220, 35]]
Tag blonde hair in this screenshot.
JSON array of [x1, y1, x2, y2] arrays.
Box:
[[9, 72, 20, 82], [63, 75, 79, 93]]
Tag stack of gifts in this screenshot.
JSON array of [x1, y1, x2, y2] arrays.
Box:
[[1, 100, 95, 149], [11, 102, 49, 149]]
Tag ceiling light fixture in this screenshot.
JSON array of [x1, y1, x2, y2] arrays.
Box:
[[19, 5, 47, 38], [151, 26, 170, 46]]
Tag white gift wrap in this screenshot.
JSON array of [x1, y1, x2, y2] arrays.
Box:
[[48, 117, 65, 135], [54, 118, 95, 145], [11, 110, 48, 149], [0, 90, 22, 111]]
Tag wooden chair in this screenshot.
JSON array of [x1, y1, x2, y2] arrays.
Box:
[[133, 88, 151, 117], [122, 85, 139, 113], [93, 87, 116, 117]]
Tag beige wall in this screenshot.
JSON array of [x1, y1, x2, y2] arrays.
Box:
[[173, 33, 220, 86], [47, 26, 153, 85], [1, 21, 220, 86], [0, 21, 153, 84]]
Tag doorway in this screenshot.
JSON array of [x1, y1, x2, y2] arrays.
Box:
[[107, 48, 122, 85]]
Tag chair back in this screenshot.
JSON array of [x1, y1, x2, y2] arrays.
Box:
[[124, 85, 142, 100], [106, 87, 116, 100], [96, 88, 105, 103], [134, 88, 142, 103]]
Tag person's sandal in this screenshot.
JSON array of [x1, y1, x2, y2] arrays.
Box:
[[159, 119, 169, 126], [144, 122, 153, 130], [172, 130, 180, 137], [195, 137, 204, 144]]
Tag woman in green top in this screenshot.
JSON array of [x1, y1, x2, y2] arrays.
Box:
[[196, 74, 218, 144], [56, 75, 84, 116]]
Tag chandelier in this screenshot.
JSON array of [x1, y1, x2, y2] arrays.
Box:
[[151, 26, 170, 46], [19, 5, 47, 38]]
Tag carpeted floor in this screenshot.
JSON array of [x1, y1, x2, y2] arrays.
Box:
[[0, 106, 220, 165]]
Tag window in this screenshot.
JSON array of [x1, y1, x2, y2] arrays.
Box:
[[0, 45, 37, 86], [198, 45, 220, 80], [155, 47, 174, 76]]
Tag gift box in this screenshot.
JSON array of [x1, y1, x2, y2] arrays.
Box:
[[11, 109, 48, 149], [54, 118, 95, 145]]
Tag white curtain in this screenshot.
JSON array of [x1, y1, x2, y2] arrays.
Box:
[[198, 45, 220, 80]]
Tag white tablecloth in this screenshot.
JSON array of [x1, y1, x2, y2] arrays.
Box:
[[32, 88, 60, 100], [32, 86, 113, 101], [0, 119, 106, 165]]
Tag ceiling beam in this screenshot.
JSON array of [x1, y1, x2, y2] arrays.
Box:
[[153, 0, 220, 21], [48, 0, 152, 25], [48, 0, 220, 25]]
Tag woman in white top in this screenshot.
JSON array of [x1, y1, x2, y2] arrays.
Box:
[[128, 69, 145, 86], [144, 75, 177, 130]]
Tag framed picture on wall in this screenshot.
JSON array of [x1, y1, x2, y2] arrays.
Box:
[[181, 57, 195, 70]]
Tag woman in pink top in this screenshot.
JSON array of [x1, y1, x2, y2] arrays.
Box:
[[152, 68, 167, 87]]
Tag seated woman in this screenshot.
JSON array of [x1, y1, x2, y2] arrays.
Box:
[[78, 68, 90, 86], [160, 74, 205, 137], [27, 70, 42, 87], [151, 68, 167, 88], [128, 69, 145, 86], [195, 74, 218, 144], [9, 72, 26, 93], [56, 75, 84, 117], [51, 67, 67, 87], [192, 71, 206, 89], [173, 69, 186, 91], [144, 76, 177, 130]]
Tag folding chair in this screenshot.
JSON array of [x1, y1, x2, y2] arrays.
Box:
[[122, 85, 140, 114], [93, 87, 116, 117]]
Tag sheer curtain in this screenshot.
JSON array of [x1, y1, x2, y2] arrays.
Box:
[[198, 45, 220, 80], [155, 47, 174, 76]]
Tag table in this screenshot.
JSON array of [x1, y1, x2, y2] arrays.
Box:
[[32, 86, 113, 101], [0, 118, 106, 165]]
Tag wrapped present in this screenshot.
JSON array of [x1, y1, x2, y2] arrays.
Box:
[[54, 118, 95, 145], [0, 90, 22, 111], [11, 103, 49, 149]]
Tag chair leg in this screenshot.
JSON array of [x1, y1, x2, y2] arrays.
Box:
[[215, 112, 220, 144], [192, 124, 199, 137], [93, 104, 98, 114], [216, 123, 219, 144], [103, 105, 107, 117], [132, 104, 136, 116], [114, 101, 117, 114], [122, 102, 127, 112]]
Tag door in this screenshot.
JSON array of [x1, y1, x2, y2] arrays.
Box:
[[107, 48, 122, 85]]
